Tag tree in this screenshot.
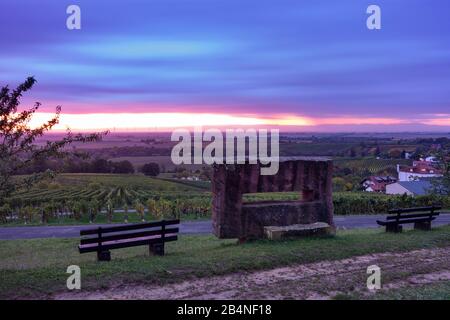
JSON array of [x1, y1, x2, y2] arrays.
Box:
[[123, 203, 129, 223], [0, 203, 11, 224], [111, 160, 134, 174], [134, 200, 145, 222], [92, 159, 110, 173], [106, 199, 114, 223], [332, 177, 346, 192], [431, 152, 450, 195], [388, 149, 402, 159], [88, 199, 100, 223], [401, 150, 407, 159], [141, 162, 160, 176], [0, 77, 106, 205], [374, 145, 381, 157]]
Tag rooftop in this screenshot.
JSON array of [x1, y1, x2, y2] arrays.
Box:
[[397, 180, 433, 196]]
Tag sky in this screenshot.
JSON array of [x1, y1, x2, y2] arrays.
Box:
[[1, 0, 450, 131]]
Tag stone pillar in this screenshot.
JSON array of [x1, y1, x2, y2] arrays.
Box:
[[212, 165, 244, 238]]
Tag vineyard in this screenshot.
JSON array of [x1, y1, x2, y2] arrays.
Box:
[[334, 158, 412, 175], [0, 174, 300, 225], [1, 173, 448, 225], [1, 174, 212, 224]]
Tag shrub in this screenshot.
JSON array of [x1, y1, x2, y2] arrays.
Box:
[[0, 204, 11, 224], [141, 163, 160, 176], [333, 192, 449, 215]]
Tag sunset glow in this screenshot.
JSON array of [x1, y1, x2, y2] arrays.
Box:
[[2, 1, 450, 131], [28, 112, 447, 131]]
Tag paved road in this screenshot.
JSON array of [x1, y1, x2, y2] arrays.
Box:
[[0, 213, 449, 240]]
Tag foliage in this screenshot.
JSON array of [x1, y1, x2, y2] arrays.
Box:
[[123, 204, 129, 223], [430, 151, 450, 195], [333, 192, 450, 215], [141, 162, 160, 176], [0, 77, 105, 205], [89, 199, 100, 222], [134, 200, 145, 222], [0, 203, 11, 224], [106, 199, 114, 223]]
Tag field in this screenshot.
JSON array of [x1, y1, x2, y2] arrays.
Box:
[[1, 226, 449, 299], [9, 173, 209, 204], [3, 174, 211, 224], [2, 173, 449, 226], [334, 158, 412, 175], [280, 142, 356, 156], [109, 155, 205, 171], [2, 174, 303, 225]]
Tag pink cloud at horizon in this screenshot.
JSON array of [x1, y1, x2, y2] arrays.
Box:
[[26, 112, 450, 132]]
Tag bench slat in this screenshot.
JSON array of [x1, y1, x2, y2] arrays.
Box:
[[80, 219, 180, 235], [377, 216, 436, 226], [79, 234, 178, 253], [388, 206, 441, 214], [80, 227, 179, 245], [386, 212, 439, 220]]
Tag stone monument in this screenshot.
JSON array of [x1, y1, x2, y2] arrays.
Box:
[[211, 157, 334, 240]]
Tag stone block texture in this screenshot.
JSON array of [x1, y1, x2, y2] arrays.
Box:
[[264, 222, 333, 240], [211, 157, 334, 240]]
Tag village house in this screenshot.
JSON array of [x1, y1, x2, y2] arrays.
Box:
[[361, 176, 397, 193], [396, 160, 442, 182], [386, 179, 433, 196]]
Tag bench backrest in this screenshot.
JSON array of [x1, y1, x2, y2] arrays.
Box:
[[386, 206, 441, 222], [79, 219, 180, 246], [388, 205, 441, 215]]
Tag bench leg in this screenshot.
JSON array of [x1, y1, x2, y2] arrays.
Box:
[[386, 224, 402, 233], [150, 243, 165, 256], [97, 250, 111, 261], [414, 221, 431, 231]]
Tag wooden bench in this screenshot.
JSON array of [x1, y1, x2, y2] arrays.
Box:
[[79, 219, 179, 261], [376, 206, 441, 233]]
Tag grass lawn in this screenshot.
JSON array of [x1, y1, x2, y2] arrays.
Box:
[[368, 281, 450, 300], [1, 226, 449, 299], [337, 281, 450, 300]]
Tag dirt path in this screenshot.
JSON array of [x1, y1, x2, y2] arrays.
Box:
[[54, 246, 450, 300]]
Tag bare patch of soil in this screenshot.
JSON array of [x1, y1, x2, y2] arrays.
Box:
[[54, 247, 450, 300]]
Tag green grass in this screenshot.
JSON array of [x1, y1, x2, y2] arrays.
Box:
[[336, 281, 450, 300], [1, 226, 449, 299], [368, 281, 450, 300], [370, 281, 450, 300]]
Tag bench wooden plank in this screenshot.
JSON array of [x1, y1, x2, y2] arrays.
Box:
[[80, 227, 179, 245], [78, 219, 180, 260], [377, 204, 441, 233], [385, 212, 439, 220], [388, 206, 441, 214], [79, 234, 178, 253], [377, 216, 436, 226], [79, 219, 180, 235]]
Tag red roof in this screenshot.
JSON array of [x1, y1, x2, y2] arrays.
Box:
[[399, 161, 442, 174]]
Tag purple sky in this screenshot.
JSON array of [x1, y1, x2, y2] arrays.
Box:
[[1, 0, 450, 131]]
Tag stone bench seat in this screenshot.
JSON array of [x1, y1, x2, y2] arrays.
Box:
[[264, 222, 333, 240]]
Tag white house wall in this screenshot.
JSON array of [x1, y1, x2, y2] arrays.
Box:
[[386, 183, 413, 196]]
